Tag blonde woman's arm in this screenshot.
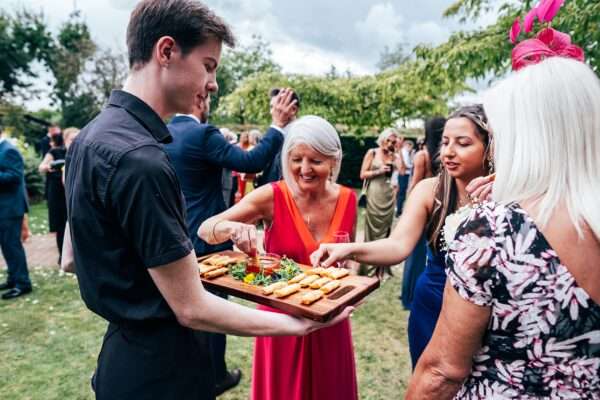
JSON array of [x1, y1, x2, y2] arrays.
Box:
[[405, 283, 490, 399]]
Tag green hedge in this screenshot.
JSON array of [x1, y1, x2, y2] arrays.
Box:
[[338, 135, 377, 188]]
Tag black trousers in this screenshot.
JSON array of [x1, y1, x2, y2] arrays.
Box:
[[196, 290, 229, 382], [95, 321, 215, 400]]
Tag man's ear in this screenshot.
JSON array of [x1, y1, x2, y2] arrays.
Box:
[[155, 36, 176, 67]]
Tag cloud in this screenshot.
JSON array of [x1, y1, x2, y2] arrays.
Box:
[[406, 21, 449, 47], [107, 0, 137, 11], [272, 41, 372, 76], [355, 2, 405, 52]]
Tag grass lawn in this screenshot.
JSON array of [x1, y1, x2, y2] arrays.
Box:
[[28, 200, 50, 235], [0, 267, 411, 400]]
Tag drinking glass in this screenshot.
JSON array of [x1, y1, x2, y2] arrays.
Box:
[[332, 231, 350, 268], [384, 162, 394, 183]]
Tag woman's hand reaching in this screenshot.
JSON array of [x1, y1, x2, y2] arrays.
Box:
[[310, 243, 355, 268]]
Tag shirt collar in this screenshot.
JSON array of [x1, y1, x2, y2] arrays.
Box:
[[175, 114, 201, 124], [108, 90, 172, 144]]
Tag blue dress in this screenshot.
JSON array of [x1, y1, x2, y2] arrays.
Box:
[[407, 245, 447, 367]]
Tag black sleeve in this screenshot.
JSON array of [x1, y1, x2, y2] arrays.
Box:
[[109, 145, 193, 268]]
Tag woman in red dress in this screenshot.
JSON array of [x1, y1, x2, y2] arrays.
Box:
[[200, 115, 359, 400]]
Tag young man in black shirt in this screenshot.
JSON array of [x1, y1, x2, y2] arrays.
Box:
[[64, 1, 352, 399]]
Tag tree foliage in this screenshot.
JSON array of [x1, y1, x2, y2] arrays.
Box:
[[212, 35, 281, 113], [417, 0, 600, 85], [218, 60, 464, 130], [0, 9, 53, 97], [43, 11, 98, 127]]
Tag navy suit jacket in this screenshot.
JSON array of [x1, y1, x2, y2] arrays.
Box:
[[0, 139, 29, 219], [164, 116, 284, 256]]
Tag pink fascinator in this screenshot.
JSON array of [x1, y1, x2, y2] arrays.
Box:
[[509, 0, 585, 71]]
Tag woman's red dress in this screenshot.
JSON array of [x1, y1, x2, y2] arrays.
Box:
[[251, 181, 359, 400]]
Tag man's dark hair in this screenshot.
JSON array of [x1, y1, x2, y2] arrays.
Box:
[[127, 0, 235, 69], [269, 88, 301, 108]]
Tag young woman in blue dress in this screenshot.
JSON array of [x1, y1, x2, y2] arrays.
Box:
[[311, 104, 493, 366]]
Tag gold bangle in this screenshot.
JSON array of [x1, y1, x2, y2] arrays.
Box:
[[211, 220, 226, 243]]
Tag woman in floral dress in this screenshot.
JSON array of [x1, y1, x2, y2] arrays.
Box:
[[406, 54, 600, 398]]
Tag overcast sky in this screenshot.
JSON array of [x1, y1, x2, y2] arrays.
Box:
[[10, 0, 490, 109]]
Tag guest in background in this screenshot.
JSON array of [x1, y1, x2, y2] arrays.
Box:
[[164, 89, 297, 396], [249, 128, 262, 146], [401, 117, 446, 310], [38, 133, 67, 264], [312, 106, 492, 366], [219, 128, 238, 206], [36, 124, 61, 157], [409, 118, 446, 193], [235, 130, 256, 201], [408, 56, 600, 399], [360, 128, 398, 278], [255, 87, 300, 186], [395, 137, 414, 216], [62, 127, 80, 150], [0, 126, 32, 299]]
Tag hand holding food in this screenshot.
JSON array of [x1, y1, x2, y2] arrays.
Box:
[[310, 243, 355, 268]]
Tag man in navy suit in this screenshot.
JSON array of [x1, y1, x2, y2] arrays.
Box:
[[255, 87, 300, 186], [0, 128, 32, 300], [164, 88, 297, 395]]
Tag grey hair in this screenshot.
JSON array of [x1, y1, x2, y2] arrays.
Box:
[[281, 115, 343, 193], [376, 128, 397, 146], [484, 57, 600, 239]]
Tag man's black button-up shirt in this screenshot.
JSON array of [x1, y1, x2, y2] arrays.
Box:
[[65, 90, 193, 325]]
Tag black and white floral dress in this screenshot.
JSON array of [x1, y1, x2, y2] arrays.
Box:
[[446, 202, 600, 399]]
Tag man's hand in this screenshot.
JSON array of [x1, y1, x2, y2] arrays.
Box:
[[21, 215, 31, 243], [271, 88, 298, 128]]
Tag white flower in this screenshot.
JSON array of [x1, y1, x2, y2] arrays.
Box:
[[443, 205, 474, 245]]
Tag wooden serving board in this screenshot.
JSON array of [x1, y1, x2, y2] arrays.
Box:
[[198, 250, 380, 322]]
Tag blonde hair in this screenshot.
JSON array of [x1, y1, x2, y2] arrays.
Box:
[[484, 57, 600, 238], [376, 128, 397, 146], [62, 127, 80, 148], [281, 115, 342, 193]]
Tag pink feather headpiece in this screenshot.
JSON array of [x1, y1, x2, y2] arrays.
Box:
[[509, 0, 584, 71]]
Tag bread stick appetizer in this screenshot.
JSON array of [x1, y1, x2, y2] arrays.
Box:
[[301, 290, 324, 305], [310, 276, 332, 289], [320, 280, 341, 294], [199, 263, 222, 275], [274, 283, 301, 298], [306, 267, 327, 276], [262, 281, 288, 295], [288, 273, 306, 284], [324, 267, 338, 279], [329, 268, 349, 280], [299, 275, 320, 287], [204, 267, 229, 279]]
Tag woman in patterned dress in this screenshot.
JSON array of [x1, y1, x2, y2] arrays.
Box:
[[406, 55, 600, 398]]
